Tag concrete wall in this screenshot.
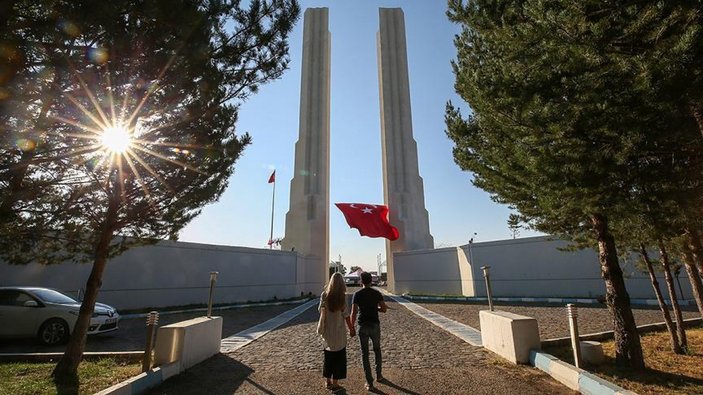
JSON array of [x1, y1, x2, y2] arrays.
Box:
[[0, 240, 324, 310], [394, 236, 693, 300], [394, 247, 471, 296]]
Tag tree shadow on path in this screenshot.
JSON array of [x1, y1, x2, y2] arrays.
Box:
[[147, 354, 258, 395]]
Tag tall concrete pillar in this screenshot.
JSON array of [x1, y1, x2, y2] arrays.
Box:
[[282, 8, 330, 284], [377, 8, 434, 292]]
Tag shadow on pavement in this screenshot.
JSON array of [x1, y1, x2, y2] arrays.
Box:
[[372, 378, 421, 395], [148, 354, 254, 395]]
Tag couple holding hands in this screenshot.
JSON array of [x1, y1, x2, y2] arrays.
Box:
[[317, 271, 388, 392]]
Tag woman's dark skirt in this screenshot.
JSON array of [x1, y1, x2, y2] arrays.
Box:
[[323, 348, 347, 379]]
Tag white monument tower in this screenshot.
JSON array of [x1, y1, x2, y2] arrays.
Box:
[[281, 8, 331, 283], [377, 8, 434, 291]]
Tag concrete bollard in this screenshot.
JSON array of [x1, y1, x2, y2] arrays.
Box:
[[566, 304, 582, 368], [142, 311, 159, 372], [481, 266, 494, 311], [207, 271, 218, 318]]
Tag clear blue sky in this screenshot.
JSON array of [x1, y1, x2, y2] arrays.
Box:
[[179, 1, 541, 271]]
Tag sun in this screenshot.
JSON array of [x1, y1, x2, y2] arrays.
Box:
[[100, 125, 132, 153]]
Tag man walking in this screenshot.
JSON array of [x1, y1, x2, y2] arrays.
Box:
[[351, 271, 388, 391]]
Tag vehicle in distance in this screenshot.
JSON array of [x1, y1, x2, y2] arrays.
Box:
[[0, 286, 119, 345], [344, 271, 380, 286]]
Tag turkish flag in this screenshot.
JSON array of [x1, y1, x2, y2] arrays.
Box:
[[268, 170, 276, 183], [335, 203, 399, 241]]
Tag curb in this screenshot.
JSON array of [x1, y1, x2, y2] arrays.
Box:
[[95, 361, 180, 395], [542, 317, 703, 347], [530, 350, 637, 395], [403, 294, 696, 307], [0, 351, 142, 363], [120, 298, 312, 319]]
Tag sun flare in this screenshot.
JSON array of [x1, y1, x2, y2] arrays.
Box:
[[100, 125, 131, 153]]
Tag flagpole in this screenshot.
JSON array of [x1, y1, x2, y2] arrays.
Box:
[[269, 174, 276, 249]]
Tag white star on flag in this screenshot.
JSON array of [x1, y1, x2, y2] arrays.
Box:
[[362, 207, 373, 214]]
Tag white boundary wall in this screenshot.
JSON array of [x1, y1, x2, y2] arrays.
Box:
[[0, 240, 325, 310], [394, 236, 693, 300]]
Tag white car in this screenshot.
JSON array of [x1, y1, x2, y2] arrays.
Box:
[[0, 287, 120, 345]]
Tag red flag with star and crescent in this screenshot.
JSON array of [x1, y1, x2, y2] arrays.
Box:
[[335, 203, 399, 241]]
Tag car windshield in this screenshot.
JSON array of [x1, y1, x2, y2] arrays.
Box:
[[31, 289, 78, 304]]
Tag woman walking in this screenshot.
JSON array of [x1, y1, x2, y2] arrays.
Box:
[[317, 272, 355, 391]]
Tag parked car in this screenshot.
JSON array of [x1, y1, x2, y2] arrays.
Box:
[[344, 274, 360, 286], [0, 287, 119, 345], [370, 273, 380, 286]]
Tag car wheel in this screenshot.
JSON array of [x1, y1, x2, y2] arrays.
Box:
[[38, 318, 70, 345]]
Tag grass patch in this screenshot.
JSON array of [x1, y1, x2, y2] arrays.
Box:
[[0, 358, 140, 395], [544, 327, 703, 394]]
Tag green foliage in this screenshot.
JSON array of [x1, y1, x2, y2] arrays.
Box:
[[0, 0, 301, 264], [445, 0, 703, 247], [329, 260, 347, 276], [507, 213, 521, 239]]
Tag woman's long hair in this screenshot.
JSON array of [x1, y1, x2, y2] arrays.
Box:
[[325, 272, 347, 312]]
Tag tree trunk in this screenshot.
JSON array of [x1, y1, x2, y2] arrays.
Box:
[[687, 227, 703, 280], [590, 214, 644, 369], [691, 101, 703, 139], [683, 229, 703, 318], [658, 241, 687, 354], [52, 200, 118, 381], [681, 248, 703, 320], [640, 244, 680, 354]]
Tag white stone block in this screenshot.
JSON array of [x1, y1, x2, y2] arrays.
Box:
[[580, 340, 605, 365], [549, 359, 582, 391], [153, 316, 223, 371], [479, 310, 540, 364]]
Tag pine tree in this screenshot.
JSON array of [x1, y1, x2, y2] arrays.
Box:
[[1, 0, 299, 382], [446, 0, 700, 368], [507, 213, 521, 239]]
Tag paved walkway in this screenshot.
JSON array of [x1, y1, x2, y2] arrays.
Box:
[[150, 292, 572, 394], [383, 291, 483, 347]]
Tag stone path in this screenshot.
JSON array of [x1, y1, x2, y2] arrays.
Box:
[[150, 293, 573, 394], [383, 292, 483, 347], [220, 299, 318, 353]]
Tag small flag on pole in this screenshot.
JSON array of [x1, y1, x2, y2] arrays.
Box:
[[268, 170, 276, 183]]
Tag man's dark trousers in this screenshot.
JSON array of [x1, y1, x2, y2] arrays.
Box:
[[359, 322, 382, 385]]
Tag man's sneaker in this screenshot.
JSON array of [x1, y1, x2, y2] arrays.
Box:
[[365, 383, 374, 392]]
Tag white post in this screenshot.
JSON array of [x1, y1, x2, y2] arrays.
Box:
[[567, 303, 582, 368]]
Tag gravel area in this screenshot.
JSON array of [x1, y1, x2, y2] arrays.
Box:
[[417, 300, 700, 340], [150, 294, 574, 394], [0, 303, 298, 353]]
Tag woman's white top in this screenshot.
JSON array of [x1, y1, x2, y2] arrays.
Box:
[[319, 292, 349, 352]]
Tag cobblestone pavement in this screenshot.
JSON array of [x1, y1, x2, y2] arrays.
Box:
[[0, 303, 296, 353], [151, 294, 574, 394], [418, 300, 700, 340]]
